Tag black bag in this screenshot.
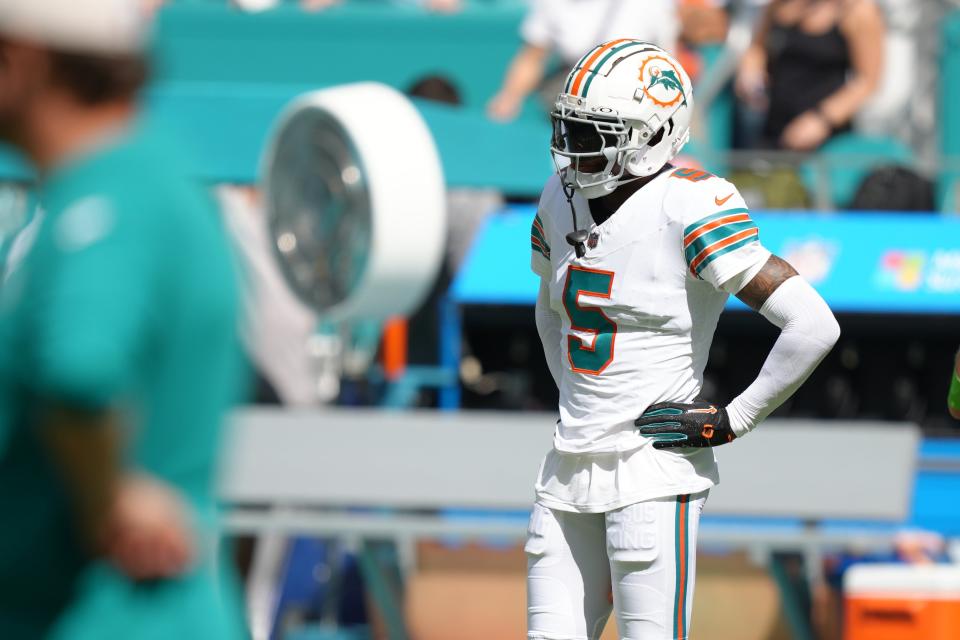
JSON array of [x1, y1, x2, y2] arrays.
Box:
[[849, 165, 935, 212]]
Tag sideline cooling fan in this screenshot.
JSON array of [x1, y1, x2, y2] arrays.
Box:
[[261, 83, 446, 320]]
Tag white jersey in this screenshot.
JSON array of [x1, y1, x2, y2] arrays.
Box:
[[530, 167, 770, 512]]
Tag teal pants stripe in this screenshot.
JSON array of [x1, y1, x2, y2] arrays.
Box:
[[673, 494, 691, 639]]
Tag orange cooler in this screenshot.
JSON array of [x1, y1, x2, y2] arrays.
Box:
[[844, 564, 960, 640]]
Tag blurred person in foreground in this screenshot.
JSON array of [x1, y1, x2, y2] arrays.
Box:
[[735, 0, 884, 150], [528, 40, 839, 638], [488, 0, 678, 122], [0, 1, 246, 638]]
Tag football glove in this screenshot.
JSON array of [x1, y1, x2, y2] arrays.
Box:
[[635, 401, 736, 449]]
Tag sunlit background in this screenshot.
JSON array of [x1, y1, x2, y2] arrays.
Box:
[[1, 1, 959, 639]]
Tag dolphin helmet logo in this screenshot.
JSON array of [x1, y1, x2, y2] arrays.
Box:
[[640, 55, 687, 108]]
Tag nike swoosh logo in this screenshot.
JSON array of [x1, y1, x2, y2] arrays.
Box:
[[715, 193, 734, 206]]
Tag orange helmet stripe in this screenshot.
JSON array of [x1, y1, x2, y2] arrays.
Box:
[[570, 39, 633, 97]]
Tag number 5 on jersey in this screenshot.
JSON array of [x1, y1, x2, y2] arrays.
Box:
[[562, 266, 618, 375]]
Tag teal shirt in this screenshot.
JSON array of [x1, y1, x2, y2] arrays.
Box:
[[0, 122, 246, 638]]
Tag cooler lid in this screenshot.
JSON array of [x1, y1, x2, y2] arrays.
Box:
[[845, 564, 960, 596]]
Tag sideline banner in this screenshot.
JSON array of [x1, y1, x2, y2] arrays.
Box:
[[453, 206, 960, 314]]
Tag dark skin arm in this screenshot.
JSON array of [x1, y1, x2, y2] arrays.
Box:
[[734, 254, 799, 311]]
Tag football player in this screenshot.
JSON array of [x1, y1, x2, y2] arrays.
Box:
[[527, 40, 840, 639]]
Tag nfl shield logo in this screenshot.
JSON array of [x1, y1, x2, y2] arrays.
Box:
[[587, 232, 599, 249]]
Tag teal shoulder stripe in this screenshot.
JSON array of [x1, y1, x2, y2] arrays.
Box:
[[531, 241, 550, 260], [693, 232, 759, 276], [531, 224, 550, 251], [581, 41, 645, 98], [682, 208, 750, 237], [533, 217, 546, 236], [684, 220, 756, 264], [533, 215, 547, 236]]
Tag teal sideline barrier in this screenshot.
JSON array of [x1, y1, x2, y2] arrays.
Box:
[[0, 84, 555, 191], [453, 206, 960, 313], [152, 3, 528, 114]]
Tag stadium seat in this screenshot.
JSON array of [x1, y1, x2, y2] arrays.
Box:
[[799, 132, 914, 210]]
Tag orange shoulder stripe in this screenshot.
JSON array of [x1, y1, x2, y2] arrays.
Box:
[[688, 228, 759, 274], [682, 213, 752, 249]]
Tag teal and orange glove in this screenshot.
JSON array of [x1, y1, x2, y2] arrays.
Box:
[[635, 401, 737, 449]]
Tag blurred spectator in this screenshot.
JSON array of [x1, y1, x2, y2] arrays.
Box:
[[676, 0, 731, 81], [735, 0, 885, 150], [487, 0, 679, 122], [679, 0, 729, 45], [854, 0, 917, 137], [409, 75, 463, 107]]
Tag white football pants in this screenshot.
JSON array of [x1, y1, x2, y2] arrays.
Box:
[[526, 492, 707, 640]]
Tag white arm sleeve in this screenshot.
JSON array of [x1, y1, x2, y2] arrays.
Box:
[[725, 276, 841, 437], [535, 279, 563, 388]]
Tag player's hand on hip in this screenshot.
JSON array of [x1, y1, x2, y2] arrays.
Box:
[[635, 401, 736, 449]]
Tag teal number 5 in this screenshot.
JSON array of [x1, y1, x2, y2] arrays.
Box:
[[562, 266, 617, 375]]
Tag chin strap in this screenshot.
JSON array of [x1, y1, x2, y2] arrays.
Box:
[[560, 175, 589, 258], [559, 170, 651, 258]]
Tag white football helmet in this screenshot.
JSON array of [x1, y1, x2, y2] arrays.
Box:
[[551, 40, 694, 199]]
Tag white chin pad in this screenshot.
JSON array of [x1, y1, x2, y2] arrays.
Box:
[[602, 147, 618, 161]]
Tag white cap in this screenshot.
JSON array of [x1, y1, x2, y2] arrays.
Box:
[[0, 0, 149, 55]]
